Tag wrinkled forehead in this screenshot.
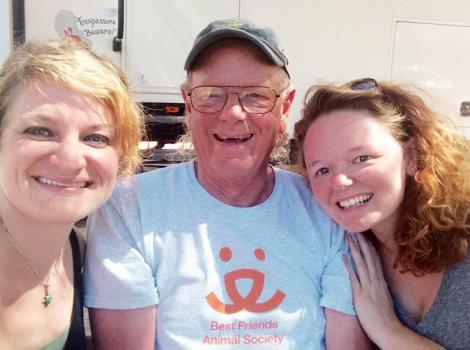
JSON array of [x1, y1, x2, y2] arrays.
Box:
[[192, 39, 273, 69], [188, 40, 287, 89]]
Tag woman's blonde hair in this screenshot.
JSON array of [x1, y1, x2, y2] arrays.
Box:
[[295, 80, 470, 274], [0, 39, 144, 176]]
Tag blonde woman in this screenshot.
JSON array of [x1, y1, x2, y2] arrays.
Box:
[[0, 39, 143, 349]]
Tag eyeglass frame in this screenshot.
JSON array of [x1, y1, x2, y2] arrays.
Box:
[[186, 85, 283, 114]]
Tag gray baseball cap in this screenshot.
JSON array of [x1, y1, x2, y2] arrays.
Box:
[[184, 18, 289, 77]]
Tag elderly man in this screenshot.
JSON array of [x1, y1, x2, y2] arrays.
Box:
[[84, 19, 369, 349]]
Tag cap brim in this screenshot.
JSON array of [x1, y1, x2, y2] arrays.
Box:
[[184, 29, 287, 71]]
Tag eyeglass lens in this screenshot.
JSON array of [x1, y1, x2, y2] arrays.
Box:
[[189, 86, 278, 114]]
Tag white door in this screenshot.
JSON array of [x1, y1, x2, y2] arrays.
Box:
[[390, 19, 470, 137]]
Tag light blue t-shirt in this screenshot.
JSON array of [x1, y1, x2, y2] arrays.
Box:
[[84, 161, 354, 350]]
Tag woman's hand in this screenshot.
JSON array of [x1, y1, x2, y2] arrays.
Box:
[[343, 232, 403, 346], [344, 233, 446, 350]]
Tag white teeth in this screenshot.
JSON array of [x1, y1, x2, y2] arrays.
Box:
[[221, 135, 249, 140], [216, 134, 252, 141], [339, 193, 373, 209], [37, 177, 86, 188]]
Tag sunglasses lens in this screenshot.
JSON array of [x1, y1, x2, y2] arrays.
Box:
[[350, 78, 378, 91]]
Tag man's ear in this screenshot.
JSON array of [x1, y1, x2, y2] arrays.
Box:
[[180, 84, 192, 114], [404, 138, 418, 176], [281, 84, 296, 119], [180, 84, 192, 129], [278, 116, 287, 135]]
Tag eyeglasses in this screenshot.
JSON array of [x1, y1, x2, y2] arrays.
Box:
[[349, 77, 378, 91], [187, 86, 281, 114]]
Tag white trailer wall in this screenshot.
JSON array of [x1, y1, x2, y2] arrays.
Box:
[[16, 0, 470, 136], [0, 0, 11, 64], [239, 0, 470, 135]]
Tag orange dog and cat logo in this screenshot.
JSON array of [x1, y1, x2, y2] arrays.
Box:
[[206, 247, 286, 314]]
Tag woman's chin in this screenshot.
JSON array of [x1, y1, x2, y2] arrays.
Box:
[[337, 219, 372, 234]]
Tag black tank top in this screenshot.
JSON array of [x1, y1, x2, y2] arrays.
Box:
[[63, 230, 86, 349]]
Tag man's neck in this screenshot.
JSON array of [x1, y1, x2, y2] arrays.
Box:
[[194, 161, 275, 207]]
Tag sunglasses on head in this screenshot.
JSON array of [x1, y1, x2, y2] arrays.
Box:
[[349, 77, 378, 91]]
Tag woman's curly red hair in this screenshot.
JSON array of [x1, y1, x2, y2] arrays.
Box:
[[295, 80, 470, 275]]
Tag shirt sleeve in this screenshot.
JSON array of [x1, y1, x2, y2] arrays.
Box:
[[318, 216, 355, 315], [83, 180, 159, 309]]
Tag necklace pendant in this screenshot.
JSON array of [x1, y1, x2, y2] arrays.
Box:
[[43, 294, 53, 306], [1, 218, 55, 308], [42, 282, 52, 306]]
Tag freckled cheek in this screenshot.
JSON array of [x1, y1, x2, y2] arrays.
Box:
[[310, 181, 330, 206], [360, 168, 393, 188]]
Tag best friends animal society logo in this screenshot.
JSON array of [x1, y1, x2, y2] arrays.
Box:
[[203, 246, 286, 346]]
